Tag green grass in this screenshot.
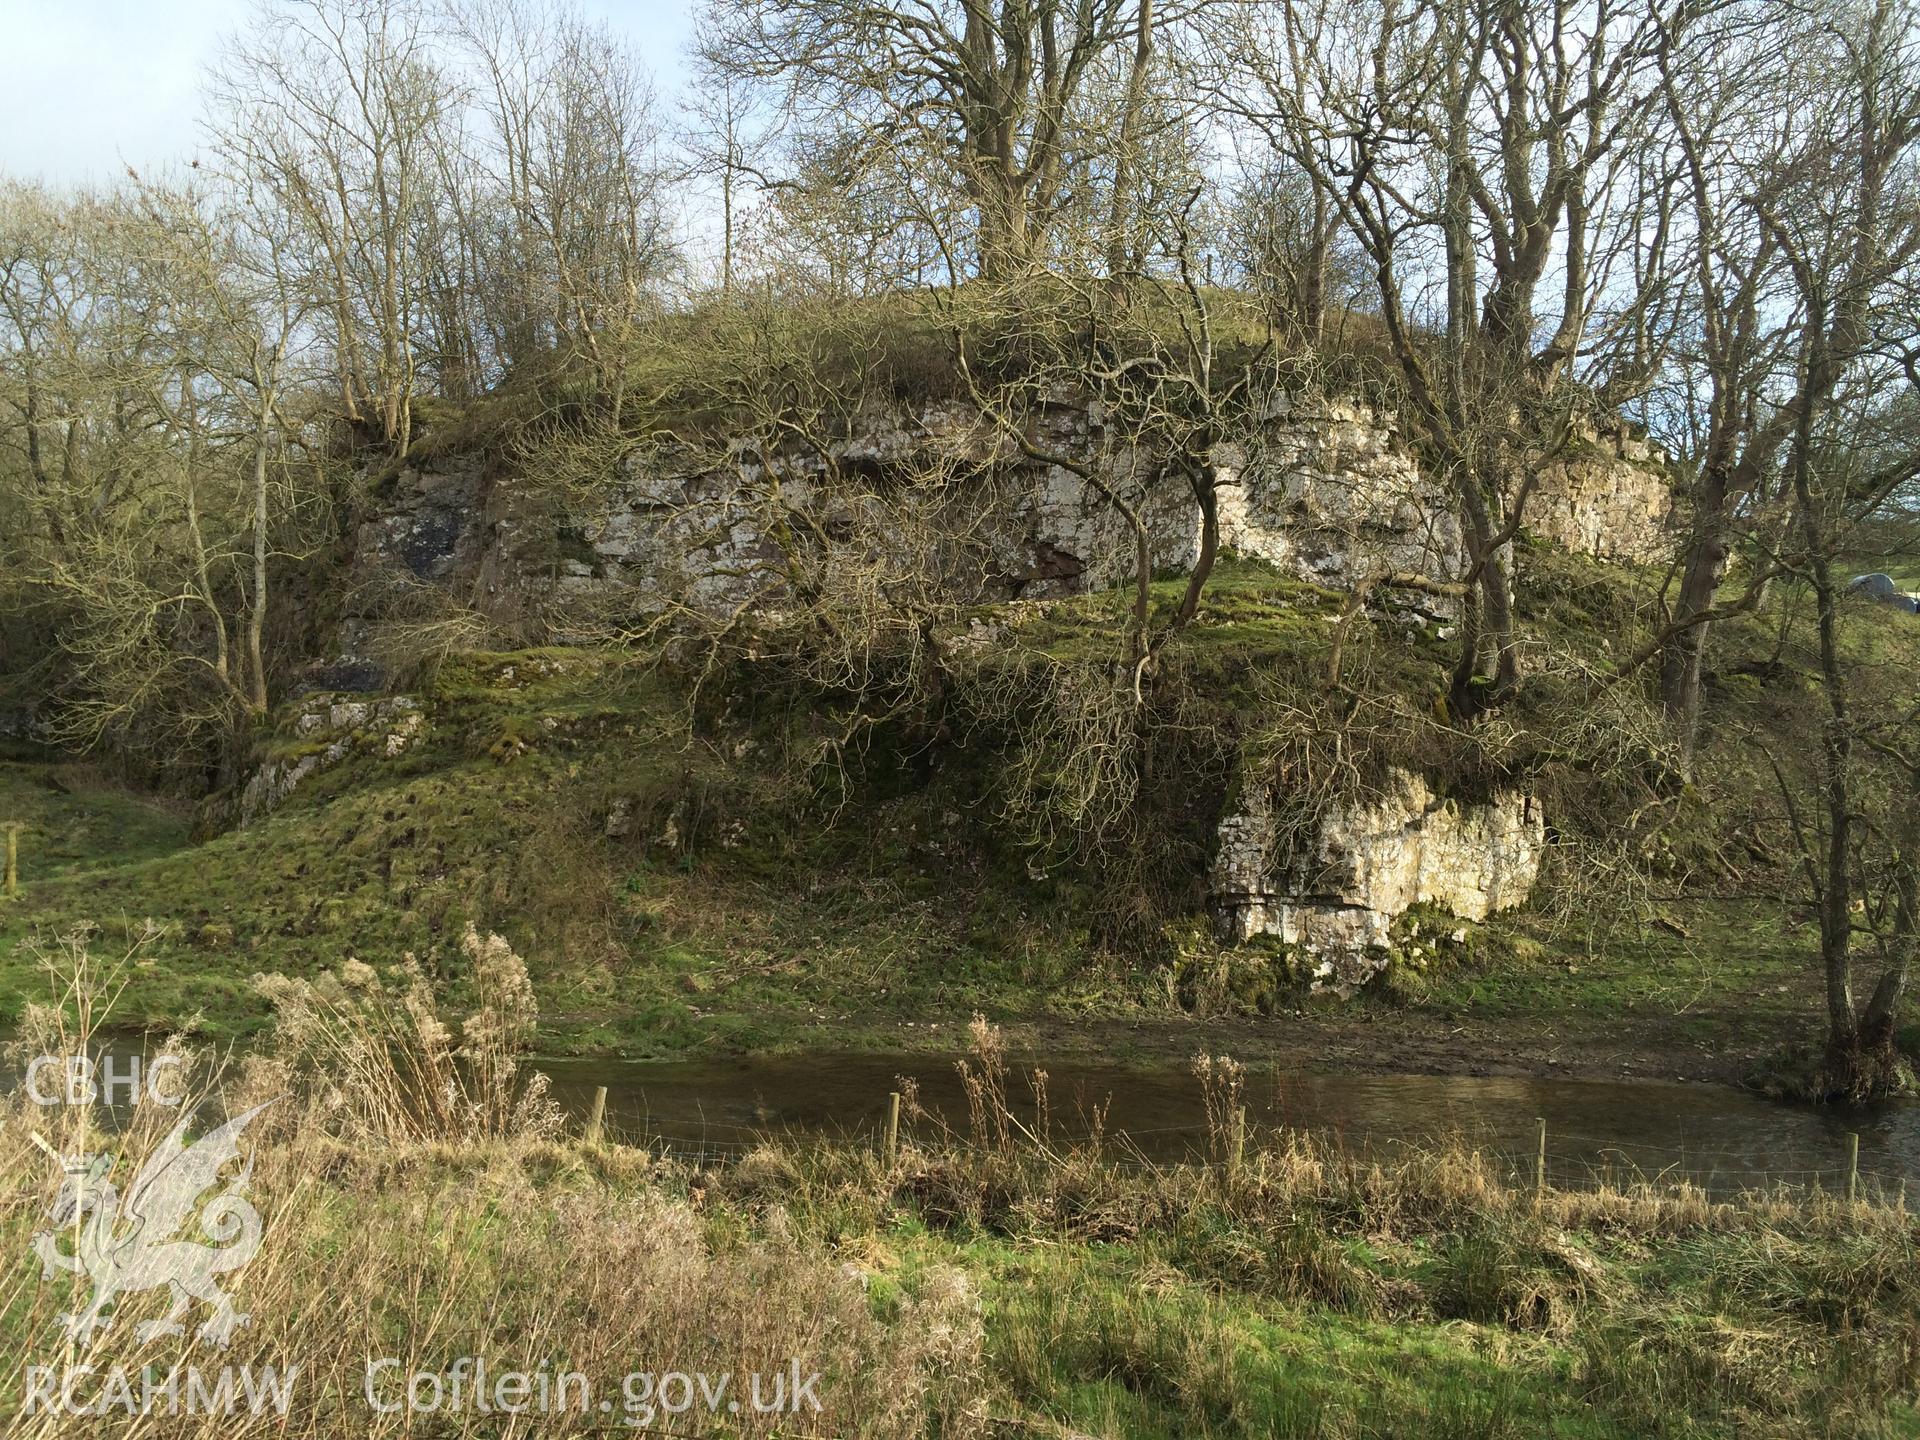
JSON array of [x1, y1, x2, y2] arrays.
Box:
[[674, 1123, 1920, 1438], [0, 761, 188, 884], [983, 1244, 1559, 1439], [1408, 900, 1817, 1067], [749, 1117, 1920, 1439], [1838, 513, 1920, 592], [0, 552, 1897, 1084], [0, 641, 1145, 1049], [12, 1029, 1920, 1440]]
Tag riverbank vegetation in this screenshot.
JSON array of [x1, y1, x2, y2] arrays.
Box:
[[6, 938, 1920, 1440]]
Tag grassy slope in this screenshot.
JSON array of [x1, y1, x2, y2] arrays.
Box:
[[0, 760, 189, 885], [0, 642, 1145, 1053], [5, 550, 1899, 1086]]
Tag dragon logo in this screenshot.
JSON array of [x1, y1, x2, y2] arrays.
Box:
[[29, 1101, 276, 1348]]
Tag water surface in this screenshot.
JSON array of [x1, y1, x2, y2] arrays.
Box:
[[540, 1052, 1916, 1196], [9, 1037, 1909, 1196]]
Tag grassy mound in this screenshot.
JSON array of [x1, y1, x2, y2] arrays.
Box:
[[0, 552, 1908, 1079]]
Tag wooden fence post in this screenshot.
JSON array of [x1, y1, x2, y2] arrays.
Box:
[[1848, 1131, 1860, 1205], [884, 1091, 901, 1167], [1230, 1105, 1247, 1182], [1535, 1117, 1548, 1202], [3, 823, 18, 899], [586, 1085, 607, 1145]]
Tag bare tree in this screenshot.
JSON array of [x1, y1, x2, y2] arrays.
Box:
[[1219, 157, 1362, 345], [140, 177, 320, 713], [208, 0, 460, 453], [1655, 0, 1920, 762], [0, 182, 96, 553], [464, 3, 672, 401], [952, 204, 1271, 694], [0, 183, 330, 767], [1772, 439, 1920, 1096], [697, 0, 1179, 278], [1748, 0, 1920, 1093], [1219, 0, 1691, 720], [682, 15, 781, 295]]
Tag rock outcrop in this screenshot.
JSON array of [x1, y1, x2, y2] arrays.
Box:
[[238, 695, 425, 826], [341, 394, 1672, 647], [1216, 396, 1464, 596], [0, 706, 42, 742], [1527, 428, 1674, 564], [1212, 769, 1545, 995]]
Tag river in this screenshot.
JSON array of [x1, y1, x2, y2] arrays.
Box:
[[9, 1040, 1910, 1197], [538, 1052, 1913, 1197]]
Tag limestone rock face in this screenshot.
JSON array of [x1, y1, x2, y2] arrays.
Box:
[[341, 394, 1673, 646], [1211, 770, 1545, 994], [1527, 429, 1674, 564], [356, 459, 491, 585], [0, 706, 42, 742], [238, 694, 424, 826], [1219, 397, 1464, 598], [565, 400, 1201, 612], [337, 456, 523, 671]]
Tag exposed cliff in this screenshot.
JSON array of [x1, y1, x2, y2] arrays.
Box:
[[1211, 770, 1546, 996], [331, 394, 1672, 677], [134, 375, 1701, 1021]]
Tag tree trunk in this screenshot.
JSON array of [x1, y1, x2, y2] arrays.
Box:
[[179, 371, 235, 705], [1447, 467, 1521, 720], [977, 174, 1032, 280], [1658, 473, 1729, 760], [1105, 0, 1154, 279], [1787, 342, 1865, 1083], [246, 426, 271, 715], [1860, 805, 1919, 1050], [1170, 463, 1219, 632]]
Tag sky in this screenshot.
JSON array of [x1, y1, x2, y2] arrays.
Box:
[[0, 0, 703, 187]]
